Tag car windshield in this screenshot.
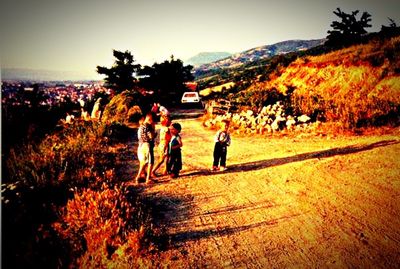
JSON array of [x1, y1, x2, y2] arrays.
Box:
[[184, 93, 197, 97]]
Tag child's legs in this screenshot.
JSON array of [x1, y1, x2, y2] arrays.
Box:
[[152, 154, 165, 173], [173, 152, 182, 175], [147, 143, 155, 179], [136, 143, 149, 180], [153, 142, 168, 174], [220, 146, 227, 167], [149, 143, 155, 165], [162, 155, 169, 174], [146, 163, 153, 181], [170, 154, 182, 177], [171, 163, 179, 176], [213, 143, 221, 167], [167, 155, 173, 173], [135, 161, 147, 180]]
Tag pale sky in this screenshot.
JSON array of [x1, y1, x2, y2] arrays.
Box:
[[1, 0, 399, 79]]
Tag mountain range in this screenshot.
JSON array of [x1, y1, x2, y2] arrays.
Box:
[[194, 39, 326, 72], [185, 52, 232, 67]]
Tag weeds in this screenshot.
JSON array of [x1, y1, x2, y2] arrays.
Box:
[[2, 119, 156, 268]]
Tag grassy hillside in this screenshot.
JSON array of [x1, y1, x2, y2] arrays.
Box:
[[230, 35, 400, 129], [194, 39, 325, 83]]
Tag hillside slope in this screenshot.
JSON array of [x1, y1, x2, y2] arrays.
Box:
[[241, 35, 400, 128], [195, 39, 325, 71]]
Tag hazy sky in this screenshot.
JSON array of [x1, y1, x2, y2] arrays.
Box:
[[1, 0, 399, 79]]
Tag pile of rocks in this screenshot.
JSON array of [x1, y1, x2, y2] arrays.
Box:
[[204, 101, 321, 134]]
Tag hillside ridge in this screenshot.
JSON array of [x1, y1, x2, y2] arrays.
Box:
[[194, 38, 325, 71], [186, 52, 232, 67]]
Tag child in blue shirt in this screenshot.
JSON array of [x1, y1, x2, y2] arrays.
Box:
[[167, 122, 183, 178]]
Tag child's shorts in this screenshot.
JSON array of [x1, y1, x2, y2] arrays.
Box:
[[138, 143, 151, 164]]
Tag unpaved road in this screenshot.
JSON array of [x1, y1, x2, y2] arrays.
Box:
[[139, 118, 400, 268]]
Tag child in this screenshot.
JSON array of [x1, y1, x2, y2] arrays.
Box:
[[135, 112, 156, 184], [152, 115, 172, 176], [212, 119, 231, 171], [167, 122, 183, 178]]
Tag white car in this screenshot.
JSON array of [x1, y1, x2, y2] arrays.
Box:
[[181, 92, 201, 103]]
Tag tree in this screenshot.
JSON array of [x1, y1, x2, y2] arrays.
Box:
[[138, 55, 194, 105], [326, 8, 372, 47], [380, 18, 400, 37], [96, 50, 141, 94]]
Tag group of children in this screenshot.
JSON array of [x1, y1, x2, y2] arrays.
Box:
[[135, 110, 183, 184], [135, 105, 231, 184]]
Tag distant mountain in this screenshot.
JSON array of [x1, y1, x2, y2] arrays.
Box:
[[186, 52, 232, 67], [195, 39, 326, 71], [1, 68, 98, 81]]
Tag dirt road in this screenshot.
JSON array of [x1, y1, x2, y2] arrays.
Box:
[[142, 118, 400, 268]]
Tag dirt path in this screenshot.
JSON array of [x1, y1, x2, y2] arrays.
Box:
[[142, 118, 400, 268]]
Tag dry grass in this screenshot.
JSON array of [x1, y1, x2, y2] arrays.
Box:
[[200, 82, 236, 97], [242, 35, 400, 128]]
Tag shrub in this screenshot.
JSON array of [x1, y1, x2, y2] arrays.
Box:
[[3, 120, 118, 268], [5, 121, 114, 188], [102, 91, 142, 124], [53, 183, 152, 268]]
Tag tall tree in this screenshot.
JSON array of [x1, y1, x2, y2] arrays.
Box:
[[96, 50, 141, 93], [138, 55, 194, 105], [326, 8, 372, 47]]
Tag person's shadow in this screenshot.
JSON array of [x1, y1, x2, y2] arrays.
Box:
[[183, 139, 399, 176], [132, 139, 398, 249]]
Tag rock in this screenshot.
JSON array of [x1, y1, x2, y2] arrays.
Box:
[[260, 106, 268, 115], [271, 120, 280, 131], [297, 115, 311, 123], [286, 117, 296, 130], [246, 110, 254, 117]]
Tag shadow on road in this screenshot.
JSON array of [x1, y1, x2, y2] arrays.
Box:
[[134, 139, 398, 250], [182, 139, 399, 177], [170, 213, 301, 247]]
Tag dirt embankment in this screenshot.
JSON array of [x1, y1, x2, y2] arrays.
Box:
[[125, 118, 400, 268]]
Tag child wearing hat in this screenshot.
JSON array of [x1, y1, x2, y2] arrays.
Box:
[[167, 122, 183, 178]]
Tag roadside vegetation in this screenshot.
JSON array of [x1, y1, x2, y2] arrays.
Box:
[[3, 119, 157, 268]]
